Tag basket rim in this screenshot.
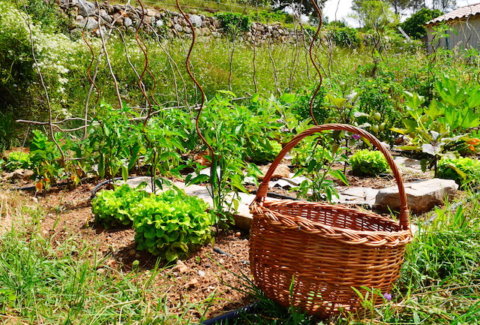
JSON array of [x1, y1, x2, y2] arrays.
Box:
[[251, 200, 412, 247]]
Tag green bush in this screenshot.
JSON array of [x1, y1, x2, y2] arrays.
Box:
[[215, 12, 251, 34], [3, 151, 31, 171], [401, 8, 443, 40], [349, 149, 388, 176], [437, 158, 480, 188], [92, 185, 150, 228], [327, 26, 360, 48], [247, 140, 282, 163], [132, 189, 213, 261]]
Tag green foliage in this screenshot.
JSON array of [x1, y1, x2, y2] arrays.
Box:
[[292, 135, 348, 202], [327, 26, 361, 48], [349, 149, 388, 176], [3, 151, 31, 171], [247, 140, 282, 164], [355, 72, 402, 143], [92, 185, 150, 228], [0, 2, 84, 119], [0, 112, 18, 152], [16, 0, 69, 33], [29, 130, 64, 189], [401, 8, 443, 40], [437, 157, 480, 188], [0, 227, 200, 323], [132, 189, 214, 261], [352, 0, 398, 30], [188, 93, 279, 219], [215, 12, 251, 34], [400, 199, 480, 290], [394, 77, 480, 174], [86, 105, 144, 180]]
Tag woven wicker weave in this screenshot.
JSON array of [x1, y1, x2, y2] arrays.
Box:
[[249, 124, 412, 317]]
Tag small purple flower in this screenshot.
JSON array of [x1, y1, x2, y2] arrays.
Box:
[[383, 293, 392, 301], [352, 134, 361, 141]]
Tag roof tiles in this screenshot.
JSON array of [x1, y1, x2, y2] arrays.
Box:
[[427, 2, 480, 25]]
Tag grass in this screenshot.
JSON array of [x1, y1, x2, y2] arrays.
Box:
[[0, 193, 212, 324], [116, 0, 268, 16], [0, 189, 478, 324]]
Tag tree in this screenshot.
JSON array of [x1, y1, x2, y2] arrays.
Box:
[[352, 0, 397, 30], [383, 0, 411, 14], [401, 8, 443, 39]]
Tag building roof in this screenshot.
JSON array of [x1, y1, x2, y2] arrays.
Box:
[[427, 2, 480, 25]]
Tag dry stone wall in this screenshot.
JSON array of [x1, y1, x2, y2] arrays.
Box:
[[60, 0, 304, 42]]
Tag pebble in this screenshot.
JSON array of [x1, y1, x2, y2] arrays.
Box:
[[173, 260, 189, 273], [198, 270, 206, 277], [185, 278, 198, 289]]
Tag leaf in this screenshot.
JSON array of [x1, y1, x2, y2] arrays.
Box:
[[391, 127, 408, 135], [422, 144, 441, 156], [397, 145, 421, 152], [329, 169, 349, 186], [121, 164, 128, 182]]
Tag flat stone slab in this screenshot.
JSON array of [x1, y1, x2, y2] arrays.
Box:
[[334, 187, 379, 207], [374, 178, 458, 214]]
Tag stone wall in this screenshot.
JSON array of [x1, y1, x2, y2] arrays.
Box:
[[61, 0, 303, 42]]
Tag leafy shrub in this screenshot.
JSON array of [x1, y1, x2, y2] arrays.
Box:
[[437, 158, 480, 188], [0, 2, 84, 117], [349, 149, 388, 177], [327, 26, 360, 48], [29, 130, 63, 189], [86, 105, 144, 179], [248, 140, 282, 164], [4, 151, 31, 171], [401, 8, 443, 40], [215, 12, 251, 34], [92, 185, 150, 228], [132, 189, 213, 261]]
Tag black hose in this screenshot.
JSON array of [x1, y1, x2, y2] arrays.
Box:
[[250, 191, 298, 201], [201, 303, 258, 325], [90, 176, 140, 200]]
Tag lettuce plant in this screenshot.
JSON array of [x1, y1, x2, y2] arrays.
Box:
[[437, 158, 480, 188], [132, 189, 213, 262], [92, 185, 149, 228], [4, 151, 31, 171], [349, 149, 388, 177]]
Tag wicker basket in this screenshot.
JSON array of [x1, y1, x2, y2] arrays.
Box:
[[249, 124, 412, 317]]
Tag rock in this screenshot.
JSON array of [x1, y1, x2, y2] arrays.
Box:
[[259, 163, 291, 180], [100, 12, 113, 24], [189, 14, 202, 27], [185, 278, 198, 289], [76, 17, 99, 30], [335, 187, 379, 207], [146, 8, 159, 16], [394, 156, 422, 170], [172, 260, 189, 273], [75, 0, 95, 16], [212, 18, 221, 29], [200, 27, 211, 35], [173, 23, 183, 33], [374, 178, 458, 214], [270, 179, 294, 190], [156, 19, 164, 28], [143, 16, 153, 25], [4, 169, 34, 181], [124, 17, 133, 27]]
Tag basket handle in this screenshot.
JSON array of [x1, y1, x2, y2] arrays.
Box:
[[254, 124, 410, 230]]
